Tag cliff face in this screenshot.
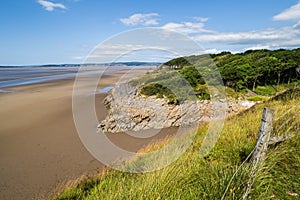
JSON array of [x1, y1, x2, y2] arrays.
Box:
[[99, 83, 256, 133]]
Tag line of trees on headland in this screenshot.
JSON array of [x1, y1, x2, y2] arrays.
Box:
[[163, 48, 300, 92]]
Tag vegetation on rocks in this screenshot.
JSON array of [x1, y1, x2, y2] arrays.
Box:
[[138, 48, 300, 103]]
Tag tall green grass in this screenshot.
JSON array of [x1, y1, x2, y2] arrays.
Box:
[[55, 88, 299, 200]]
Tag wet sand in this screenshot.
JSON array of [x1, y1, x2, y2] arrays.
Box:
[[0, 70, 176, 200]]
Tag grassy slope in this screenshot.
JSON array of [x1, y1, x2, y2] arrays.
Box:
[[55, 88, 299, 200]]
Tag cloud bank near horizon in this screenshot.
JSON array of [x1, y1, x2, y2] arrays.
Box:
[[120, 3, 300, 53]]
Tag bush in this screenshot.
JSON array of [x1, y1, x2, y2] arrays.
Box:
[[195, 85, 211, 100], [140, 83, 172, 97], [178, 66, 205, 87], [254, 86, 277, 96]]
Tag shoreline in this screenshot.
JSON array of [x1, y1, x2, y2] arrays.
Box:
[[0, 66, 155, 89], [0, 69, 176, 200]]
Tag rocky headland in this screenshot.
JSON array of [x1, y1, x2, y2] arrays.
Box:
[[99, 82, 256, 133]]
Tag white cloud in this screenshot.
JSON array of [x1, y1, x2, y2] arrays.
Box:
[[117, 11, 300, 53], [120, 13, 159, 26], [194, 29, 287, 44], [92, 44, 146, 56], [193, 17, 209, 23], [161, 19, 214, 35], [293, 21, 300, 29], [192, 26, 300, 49], [85, 44, 178, 63], [159, 17, 300, 49], [273, 1, 300, 21], [37, 0, 66, 12], [204, 48, 221, 54], [154, 15, 299, 51], [244, 45, 271, 51]]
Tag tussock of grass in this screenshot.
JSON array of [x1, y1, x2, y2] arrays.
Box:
[[247, 96, 265, 102], [54, 89, 300, 200]]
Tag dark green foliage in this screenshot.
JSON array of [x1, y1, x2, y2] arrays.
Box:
[[141, 83, 172, 97], [194, 84, 210, 100], [139, 48, 300, 102], [163, 57, 191, 69], [177, 66, 205, 87], [214, 48, 300, 91], [163, 48, 300, 92]]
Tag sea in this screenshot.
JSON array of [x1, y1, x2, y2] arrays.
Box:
[[0, 64, 157, 92]]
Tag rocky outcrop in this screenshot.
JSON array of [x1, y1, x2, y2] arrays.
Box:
[[99, 83, 256, 133]]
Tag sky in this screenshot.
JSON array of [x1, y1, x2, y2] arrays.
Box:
[[1, 0, 300, 65]]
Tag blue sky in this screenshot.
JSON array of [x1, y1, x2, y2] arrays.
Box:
[[1, 0, 300, 65]]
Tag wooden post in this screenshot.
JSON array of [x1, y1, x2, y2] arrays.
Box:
[[242, 107, 275, 200], [251, 107, 275, 167]]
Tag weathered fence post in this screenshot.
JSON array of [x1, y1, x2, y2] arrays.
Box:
[[242, 107, 275, 200], [251, 107, 275, 167]]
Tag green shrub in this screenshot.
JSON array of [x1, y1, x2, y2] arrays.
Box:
[[254, 86, 277, 96], [140, 83, 172, 97]]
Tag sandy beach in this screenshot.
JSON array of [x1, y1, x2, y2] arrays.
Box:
[[0, 70, 176, 200]]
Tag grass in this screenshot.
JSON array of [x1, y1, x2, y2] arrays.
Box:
[[247, 96, 264, 102], [54, 88, 300, 200], [253, 84, 293, 97]]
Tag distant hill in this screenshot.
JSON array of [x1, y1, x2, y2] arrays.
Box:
[[0, 62, 162, 68], [109, 62, 161, 66]]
